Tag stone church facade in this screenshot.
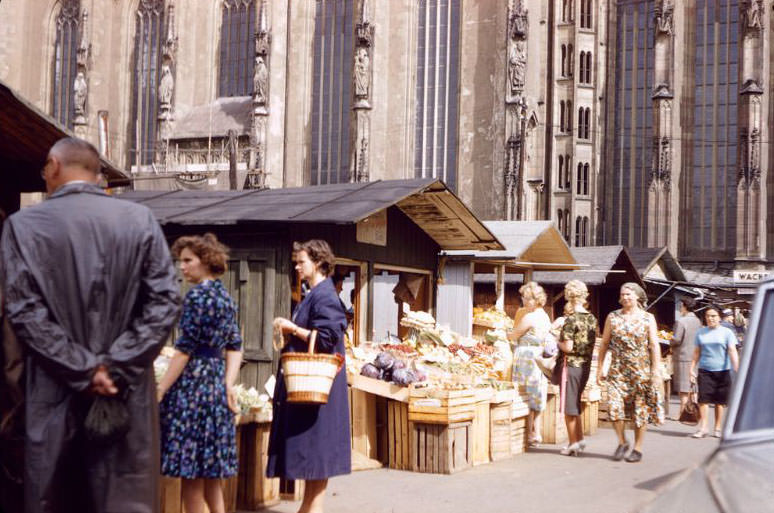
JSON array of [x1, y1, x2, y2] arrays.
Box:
[[0, 0, 770, 271]]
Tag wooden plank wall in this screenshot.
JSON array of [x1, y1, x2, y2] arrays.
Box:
[[436, 261, 474, 336]]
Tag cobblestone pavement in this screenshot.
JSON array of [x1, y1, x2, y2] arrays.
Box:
[[262, 401, 718, 513]]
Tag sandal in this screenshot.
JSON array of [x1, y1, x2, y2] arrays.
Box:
[[691, 430, 707, 439]]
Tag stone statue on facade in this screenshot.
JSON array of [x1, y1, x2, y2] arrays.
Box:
[[159, 63, 174, 108], [743, 0, 762, 31], [508, 42, 526, 94], [73, 71, 87, 117], [655, 0, 674, 35], [354, 48, 370, 98], [253, 56, 268, 104]]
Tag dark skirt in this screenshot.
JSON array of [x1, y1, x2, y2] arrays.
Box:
[[563, 363, 591, 416], [697, 369, 731, 405]]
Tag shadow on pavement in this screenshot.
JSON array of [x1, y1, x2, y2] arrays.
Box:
[[634, 469, 688, 491], [651, 428, 711, 439]]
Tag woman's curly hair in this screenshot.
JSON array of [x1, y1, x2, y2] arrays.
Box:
[[293, 239, 336, 277], [171, 232, 229, 276], [519, 281, 547, 307], [564, 279, 588, 315]]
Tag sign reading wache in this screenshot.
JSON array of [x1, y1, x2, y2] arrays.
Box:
[[733, 270, 772, 285]]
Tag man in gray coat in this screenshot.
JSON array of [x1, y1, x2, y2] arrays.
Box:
[[0, 138, 181, 513], [671, 298, 702, 415]]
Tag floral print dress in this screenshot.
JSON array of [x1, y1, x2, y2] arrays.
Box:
[[606, 309, 664, 428], [513, 327, 548, 412], [160, 279, 242, 479]]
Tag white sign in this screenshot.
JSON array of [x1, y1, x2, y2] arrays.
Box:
[[733, 270, 771, 284]]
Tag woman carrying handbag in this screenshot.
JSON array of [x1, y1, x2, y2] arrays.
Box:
[[268, 240, 350, 513]]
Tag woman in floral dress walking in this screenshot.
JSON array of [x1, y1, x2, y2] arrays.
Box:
[[157, 233, 243, 513], [597, 282, 663, 463]]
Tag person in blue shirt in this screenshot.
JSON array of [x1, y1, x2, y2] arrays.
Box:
[[689, 305, 739, 438]]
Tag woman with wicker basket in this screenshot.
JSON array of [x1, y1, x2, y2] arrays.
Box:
[[269, 240, 350, 513], [157, 233, 243, 513]]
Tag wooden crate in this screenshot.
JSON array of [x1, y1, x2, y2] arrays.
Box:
[[489, 402, 512, 461], [236, 422, 279, 510], [410, 421, 472, 474], [279, 478, 304, 501], [349, 388, 379, 465], [471, 400, 491, 465], [540, 390, 568, 445], [581, 400, 599, 436], [408, 387, 477, 424], [510, 415, 527, 455], [386, 399, 412, 470]]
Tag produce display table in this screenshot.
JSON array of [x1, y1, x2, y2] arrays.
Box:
[[541, 385, 568, 445]]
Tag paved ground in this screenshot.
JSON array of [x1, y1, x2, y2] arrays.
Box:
[[262, 400, 718, 513]]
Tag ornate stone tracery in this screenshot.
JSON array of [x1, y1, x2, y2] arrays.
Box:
[[350, 0, 373, 183], [72, 8, 90, 135], [246, 0, 271, 189], [504, 0, 528, 220], [156, 0, 178, 166]]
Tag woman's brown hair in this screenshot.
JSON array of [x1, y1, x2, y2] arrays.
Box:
[[293, 239, 336, 277], [171, 233, 229, 276]]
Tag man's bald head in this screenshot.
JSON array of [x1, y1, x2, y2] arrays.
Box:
[[48, 137, 101, 175]]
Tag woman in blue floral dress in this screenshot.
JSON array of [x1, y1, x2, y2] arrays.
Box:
[[158, 233, 243, 513]]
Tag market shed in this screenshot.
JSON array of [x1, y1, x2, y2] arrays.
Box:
[[119, 179, 502, 389], [437, 221, 578, 335], [627, 246, 691, 327], [0, 81, 128, 215], [531, 245, 644, 324]]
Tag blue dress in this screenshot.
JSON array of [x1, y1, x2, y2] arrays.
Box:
[[160, 279, 243, 479], [266, 277, 351, 480]]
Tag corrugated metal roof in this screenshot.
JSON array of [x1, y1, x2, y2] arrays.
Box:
[[442, 221, 576, 267], [119, 179, 504, 250], [0, 81, 129, 189]]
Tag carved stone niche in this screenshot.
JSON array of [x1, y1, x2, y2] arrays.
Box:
[[509, 3, 527, 40]]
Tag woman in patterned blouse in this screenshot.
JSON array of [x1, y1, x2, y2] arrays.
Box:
[[556, 280, 598, 456], [157, 233, 243, 513]]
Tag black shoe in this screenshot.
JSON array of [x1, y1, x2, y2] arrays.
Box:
[[613, 443, 630, 461], [625, 450, 642, 463]]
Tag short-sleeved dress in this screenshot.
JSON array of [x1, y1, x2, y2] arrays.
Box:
[[267, 277, 351, 480], [513, 327, 548, 412], [560, 311, 597, 416], [606, 309, 663, 428], [160, 279, 242, 479]]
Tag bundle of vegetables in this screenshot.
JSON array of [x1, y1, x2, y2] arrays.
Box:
[[359, 351, 427, 387], [232, 384, 271, 415], [400, 309, 437, 331], [473, 307, 514, 330]]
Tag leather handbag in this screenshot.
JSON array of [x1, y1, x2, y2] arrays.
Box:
[[678, 383, 701, 426]]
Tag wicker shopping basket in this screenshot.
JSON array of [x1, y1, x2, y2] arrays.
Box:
[[281, 330, 345, 404]]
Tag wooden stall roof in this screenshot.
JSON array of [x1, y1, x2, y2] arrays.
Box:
[[0, 81, 129, 190], [118, 179, 504, 251], [530, 246, 644, 286], [442, 221, 577, 270], [627, 246, 686, 281]]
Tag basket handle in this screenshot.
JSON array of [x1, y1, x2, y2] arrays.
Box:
[[307, 329, 318, 354]]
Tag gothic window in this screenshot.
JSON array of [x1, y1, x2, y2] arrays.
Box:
[[582, 216, 589, 246], [415, 0, 461, 192], [575, 216, 582, 246], [586, 0, 593, 28], [579, 51, 586, 83], [568, 44, 574, 76], [585, 52, 592, 83], [576, 162, 583, 194], [565, 154, 571, 188], [130, 0, 164, 166], [559, 100, 566, 131], [583, 163, 590, 194], [561, 45, 567, 77], [564, 209, 570, 240], [586, 107, 591, 139], [557, 210, 564, 233], [558, 155, 565, 189], [52, 0, 80, 129], [562, 0, 569, 22], [580, 0, 593, 29], [567, 100, 573, 132], [219, 0, 256, 97], [577, 107, 583, 137], [310, 0, 354, 185]]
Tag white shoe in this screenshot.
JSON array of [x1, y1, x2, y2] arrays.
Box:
[[577, 439, 587, 452], [560, 442, 581, 456]]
